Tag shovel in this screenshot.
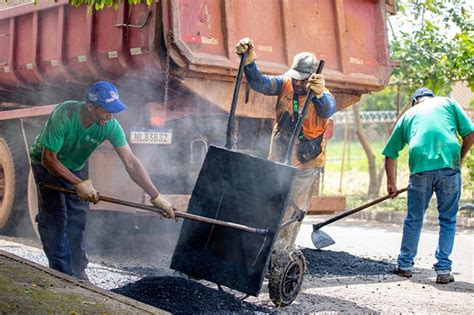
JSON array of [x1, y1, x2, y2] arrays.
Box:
[[41, 183, 269, 236], [311, 187, 407, 249]]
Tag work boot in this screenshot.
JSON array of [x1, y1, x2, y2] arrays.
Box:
[[392, 267, 412, 278], [75, 270, 90, 282], [436, 273, 454, 284]]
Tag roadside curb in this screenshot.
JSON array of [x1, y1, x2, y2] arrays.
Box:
[[0, 250, 167, 314], [351, 210, 474, 229]]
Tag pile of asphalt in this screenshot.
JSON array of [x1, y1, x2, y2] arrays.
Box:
[[302, 248, 393, 277], [112, 276, 270, 314]]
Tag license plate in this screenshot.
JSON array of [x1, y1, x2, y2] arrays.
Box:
[[130, 130, 172, 144]]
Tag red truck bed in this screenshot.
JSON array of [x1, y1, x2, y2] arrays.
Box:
[[0, 0, 394, 117]]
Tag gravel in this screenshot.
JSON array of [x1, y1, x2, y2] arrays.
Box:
[[0, 238, 143, 290]]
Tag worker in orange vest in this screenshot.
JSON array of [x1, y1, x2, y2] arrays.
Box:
[[235, 38, 336, 252]]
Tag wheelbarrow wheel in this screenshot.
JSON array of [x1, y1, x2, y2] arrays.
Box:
[[268, 250, 306, 307]]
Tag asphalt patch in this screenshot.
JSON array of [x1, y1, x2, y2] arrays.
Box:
[[112, 276, 270, 314], [302, 248, 393, 277]]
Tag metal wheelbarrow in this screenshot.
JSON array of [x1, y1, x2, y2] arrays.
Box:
[[170, 51, 325, 307]]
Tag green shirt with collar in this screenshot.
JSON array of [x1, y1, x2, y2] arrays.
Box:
[[30, 101, 127, 171], [382, 96, 474, 175]]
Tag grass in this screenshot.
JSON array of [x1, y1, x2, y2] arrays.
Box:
[[324, 140, 408, 173], [321, 139, 410, 196]]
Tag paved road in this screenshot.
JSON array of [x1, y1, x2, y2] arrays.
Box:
[[1, 217, 472, 313], [276, 217, 474, 313], [300, 217, 473, 283]]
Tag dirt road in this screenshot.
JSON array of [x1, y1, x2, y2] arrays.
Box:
[[0, 217, 472, 313]]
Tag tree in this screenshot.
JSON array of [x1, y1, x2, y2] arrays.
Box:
[[354, 0, 473, 196], [390, 0, 474, 93], [61, 0, 154, 11]]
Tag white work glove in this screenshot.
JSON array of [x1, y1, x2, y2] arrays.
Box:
[[150, 194, 176, 220], [235, 37, 257, 65], [74, 179, 100, 203], [306, 73, 326, 98]]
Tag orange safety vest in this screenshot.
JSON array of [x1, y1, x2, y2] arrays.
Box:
[[268, 78, 329, 169]]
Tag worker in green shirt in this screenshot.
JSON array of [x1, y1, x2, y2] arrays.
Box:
[[30, 81, 175, 281], [382, 87, 474, 284]]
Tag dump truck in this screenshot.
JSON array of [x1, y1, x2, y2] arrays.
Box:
[[0, 0, 396, 235]]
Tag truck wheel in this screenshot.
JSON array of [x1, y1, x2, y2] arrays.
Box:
[[268, 250, 306, 307], [0, 128, 30, 235]]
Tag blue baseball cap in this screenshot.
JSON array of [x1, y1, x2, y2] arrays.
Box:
[[411, 87, 434, 106], [85, 81, 127, 113]]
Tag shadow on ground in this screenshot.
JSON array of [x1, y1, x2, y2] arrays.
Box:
[[289, 292, 379, 313], [415, 276, 474, 294]]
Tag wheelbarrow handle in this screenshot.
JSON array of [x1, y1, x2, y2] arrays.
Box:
[[225, 50, 249, 149], [313, 187, 408, 230], [40, 183, 268, 236]]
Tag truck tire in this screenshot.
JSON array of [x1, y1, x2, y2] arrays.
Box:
[[0, 122, 30, 235]]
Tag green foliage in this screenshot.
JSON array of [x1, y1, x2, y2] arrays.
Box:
[[390, 0, 474, 95], [360, 85, 411, 111], [66, 0, 155, 11]]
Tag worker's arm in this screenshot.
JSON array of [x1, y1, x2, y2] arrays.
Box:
[[114, 144, 175, 219], [451, 99, 474, 164], [114, 144, 159, 198], [307, 73, 336, 118], [382, 116, 406, 198], [235, 37, 283, 95], [244, 62, 284, 96], [312, 92, 336, 118], [42, 148, 99, 203], [42, 148, 82, 184], [384, 156, 398, 198], [460, 131, 474, 165]]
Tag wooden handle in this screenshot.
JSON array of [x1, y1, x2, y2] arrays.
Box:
[[313, 187, 408, 230], [41, 183, 268, 236], [225, 50, 248, 149]]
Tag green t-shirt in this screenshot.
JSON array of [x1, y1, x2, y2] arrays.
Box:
[[30, 101, 128, 171], [382, 96, 474, 175]]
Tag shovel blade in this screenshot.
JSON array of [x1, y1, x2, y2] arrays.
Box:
[[311, 227, 335, 249]]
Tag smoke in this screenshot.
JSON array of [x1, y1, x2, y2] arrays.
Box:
[[0, 2, 283, 275]]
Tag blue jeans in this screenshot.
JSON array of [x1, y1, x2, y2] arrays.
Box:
[[32, 163, 89, 277], [398, 168, 461, 274]]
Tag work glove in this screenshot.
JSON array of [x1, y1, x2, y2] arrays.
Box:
[[235, 37, 257, 65], [74, 179, 100, 203], [306, 73, 326, 98], [150, 194, 176, 220]]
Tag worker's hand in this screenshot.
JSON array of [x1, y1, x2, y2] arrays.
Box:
[[150, 194, 176, 220], [74, 179, 100, 203], [307, 73, 326, 98], [235, 37, 257, 65], [387, 182, 398, 198]]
